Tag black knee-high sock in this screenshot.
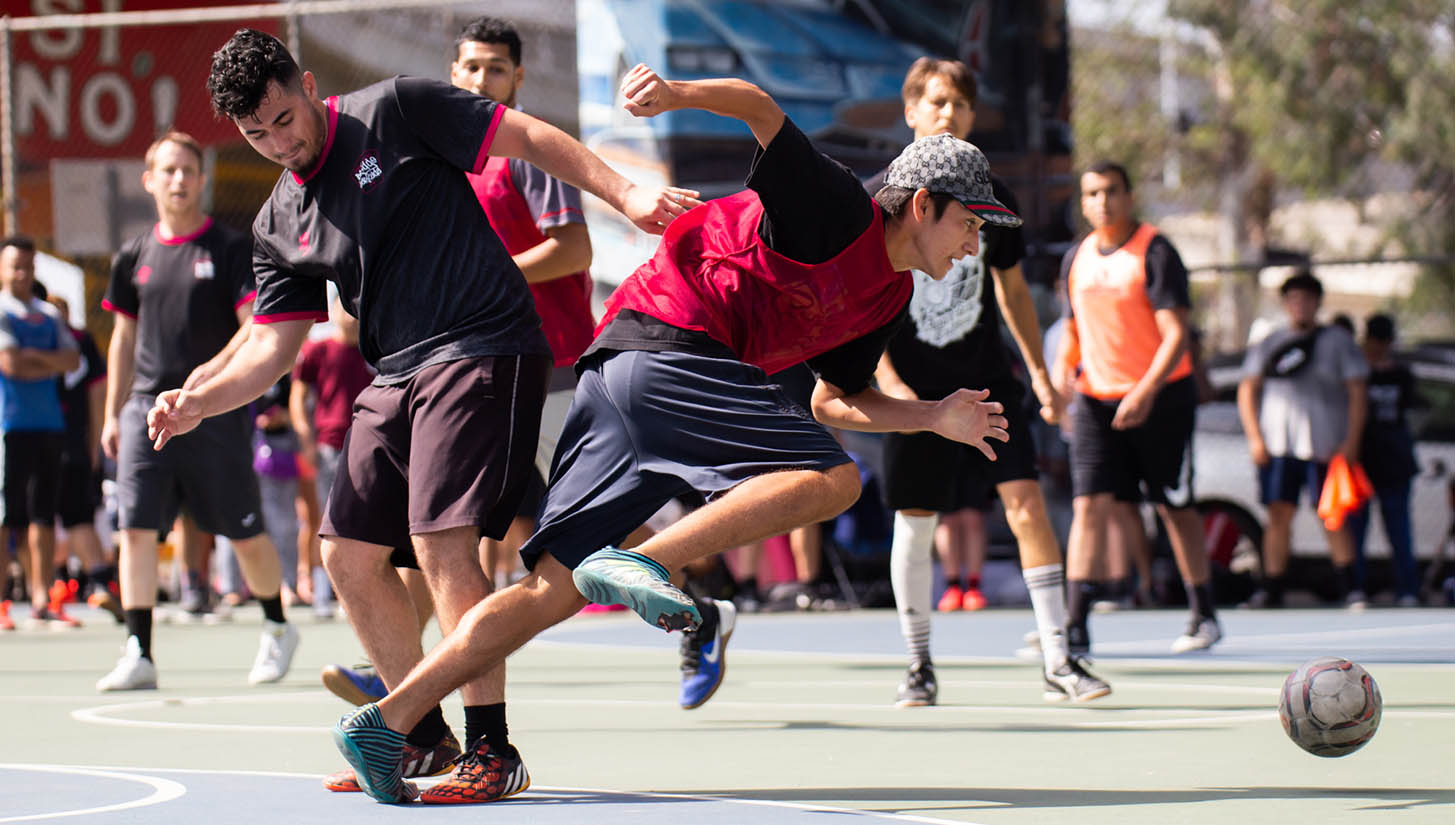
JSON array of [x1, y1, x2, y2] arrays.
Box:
[[124, 608, 153, 660], [464, 703, 515, 758], [1333, 564, 1353, 601], [405, 705, 448, 747]]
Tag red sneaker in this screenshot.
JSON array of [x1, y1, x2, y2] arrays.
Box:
[[960, 587, 988, 611], [323, 729, 461, 792], [937, 584, 964, 612], [0, 601, 13, 632], [419, 740, 530, 804]]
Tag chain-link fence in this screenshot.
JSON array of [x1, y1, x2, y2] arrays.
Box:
[[2, 0, 576, 343]]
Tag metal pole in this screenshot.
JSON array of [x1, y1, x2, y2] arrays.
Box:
[[0, 17, 16, 235], [286, 0, 301, 63]]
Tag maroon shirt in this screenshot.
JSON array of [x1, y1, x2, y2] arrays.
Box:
[[293, 337, 374, 449]]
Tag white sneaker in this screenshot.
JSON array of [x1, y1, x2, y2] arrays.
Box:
[[248, 620, 299, 685], [1171, 617, 1223, 653], [97, 636, 158, 692], [1346, 590, 1369, 612]]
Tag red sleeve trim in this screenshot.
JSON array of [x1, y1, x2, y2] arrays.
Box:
[[472, 105, 507, 175], [538, 206, 585, 224], [101, 299, 137, 320], [254, 310, 329, 325], [234, 290, 258, 311]]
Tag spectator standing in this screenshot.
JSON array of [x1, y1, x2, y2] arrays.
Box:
[[1237, 270, 1368, 607], [1347, 313, 1419, 607], [0, 236, 81, 629]]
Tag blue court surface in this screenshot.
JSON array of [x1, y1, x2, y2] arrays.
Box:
[[3, 602, 1452, 824]]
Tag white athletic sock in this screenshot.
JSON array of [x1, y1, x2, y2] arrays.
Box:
[[890, 512, 937, 664], [1024, 563, 1070, 671]]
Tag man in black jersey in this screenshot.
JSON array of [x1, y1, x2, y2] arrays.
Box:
[[148, 29, 693, 805], [98, 131, 298, 692], [867, 58, 1108, 706]]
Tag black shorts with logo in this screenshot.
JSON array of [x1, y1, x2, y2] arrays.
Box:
[[519, 350, 853, 572], [1070, 376, 1198, 507], [321, 355, 550, 562], [1, 431, 65, 528], [881, 379, 1039, 513], [117, 395, 265, 539]]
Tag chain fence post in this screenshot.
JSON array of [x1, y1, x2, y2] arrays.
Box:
[[1, 16, 16, 235]]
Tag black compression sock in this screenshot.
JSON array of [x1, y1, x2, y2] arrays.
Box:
[[1067, 579, 1095, 627], [124, 608, 153, 660], [405, 705, 448, 747], [464, 703, 515, 758], [1188, 581, 1217, 620], [258, 594, 286, 624]]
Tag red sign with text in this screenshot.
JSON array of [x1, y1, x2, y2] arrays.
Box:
[[7, 0, 281, 160]]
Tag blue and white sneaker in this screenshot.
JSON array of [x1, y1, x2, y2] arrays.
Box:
[[679, 599, 736, 709], [322, 663, 388, 706], [332, 704, 418, 804], [572, 547, 701, 632]]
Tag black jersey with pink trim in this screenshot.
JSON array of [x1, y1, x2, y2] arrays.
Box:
[[249, 76, 548, 385], [104, 218, 254, 396]]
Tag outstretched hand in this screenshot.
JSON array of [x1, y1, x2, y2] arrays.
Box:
[[931, 387, 1009, 461], [622, 184, 703, 235], [146, 389, 205, 451]]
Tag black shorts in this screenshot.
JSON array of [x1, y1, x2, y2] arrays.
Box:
[[321, 355, 550, 558], [881, 379, 1039, 512], [519, 350, 853, 572], [1070, 377, 1198, 507], [1, 431, 64, 528], [57, 458, 103, 528], [117, 395, 264, 539]]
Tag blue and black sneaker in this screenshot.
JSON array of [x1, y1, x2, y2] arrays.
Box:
[[332, 704, 417, 804], [573, 547, 701, 632], [322, 662, 388, 706], [679, 599, 736, 709]]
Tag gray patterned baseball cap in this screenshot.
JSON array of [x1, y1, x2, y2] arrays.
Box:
[[884, 133, 1022, 227]]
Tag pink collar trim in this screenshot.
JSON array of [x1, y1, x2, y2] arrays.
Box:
[[291, 97, 340, 186]]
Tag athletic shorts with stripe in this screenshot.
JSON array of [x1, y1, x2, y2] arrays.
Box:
[[1070, 376, 1198, 507], [519, 349, 853, 572], [321, 355, 550, 557], [116, 396, 264, 539], [881, 379, 1038, 513]]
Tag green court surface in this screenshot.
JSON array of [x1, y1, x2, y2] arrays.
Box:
[[2, 603, 1452, 824]]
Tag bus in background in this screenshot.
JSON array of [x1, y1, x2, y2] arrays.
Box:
[[576, 0, 1074, 289]]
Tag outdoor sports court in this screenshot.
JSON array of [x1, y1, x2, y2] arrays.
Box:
[[3, 604, 1452, 824]]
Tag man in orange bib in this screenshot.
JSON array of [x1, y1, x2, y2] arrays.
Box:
[[1054, 161, 1223, 655]]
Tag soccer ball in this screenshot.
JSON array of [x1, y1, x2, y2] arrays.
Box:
[[1278, 657, 1382, 757]]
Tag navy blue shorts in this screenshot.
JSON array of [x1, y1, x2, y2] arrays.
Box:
[[519, 350, 852, 572], [1259, 456, 1328, 506]]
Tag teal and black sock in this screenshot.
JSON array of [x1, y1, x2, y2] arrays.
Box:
[[405, 705, 448, 747], [124, 608, 153, 660]]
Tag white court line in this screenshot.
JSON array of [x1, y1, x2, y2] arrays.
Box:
[[0, 764, 185, 823], [0, 764, 986, 825]]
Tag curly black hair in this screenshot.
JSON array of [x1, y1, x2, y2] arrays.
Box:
[[207, 28, 301, 120], [455, 16, 521, 65]]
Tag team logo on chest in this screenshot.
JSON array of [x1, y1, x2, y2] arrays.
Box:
[[354, 151, 384, 192], [193, 257, 215, 280], [910, 243, 987, 348]]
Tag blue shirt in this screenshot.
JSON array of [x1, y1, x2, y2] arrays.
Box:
[[0, 292, 75, 433]]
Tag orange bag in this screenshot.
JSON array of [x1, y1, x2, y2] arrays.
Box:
[[1316, 454, 1374, 531]]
